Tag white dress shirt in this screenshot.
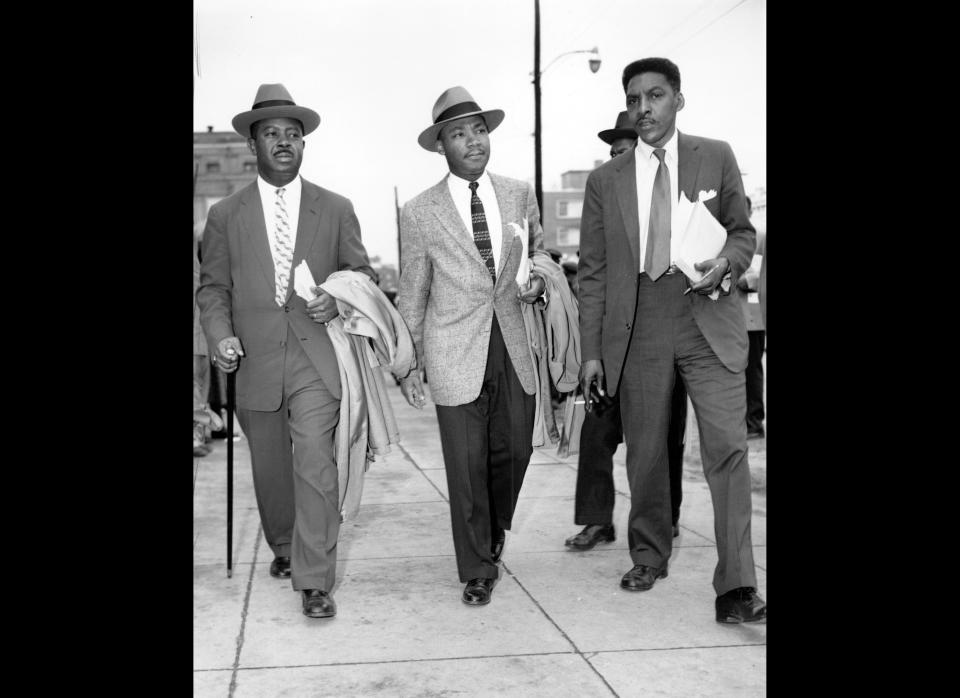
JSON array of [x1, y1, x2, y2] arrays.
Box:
[[447, 170, 503, 273], [634, 129, 680, 270], [256, 175, 303, 266]]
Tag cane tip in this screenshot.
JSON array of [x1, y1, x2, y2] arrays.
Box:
[[227, 569, 233, 578]]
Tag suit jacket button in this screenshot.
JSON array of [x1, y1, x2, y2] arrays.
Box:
[[626, 322, 631, 329]]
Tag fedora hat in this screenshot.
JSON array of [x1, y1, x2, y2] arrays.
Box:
[[597, 111, 637, 144], [417, 86, 504, 151], [231, 83, 321, 139]]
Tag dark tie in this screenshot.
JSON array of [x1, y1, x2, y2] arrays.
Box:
[[645, 148, 671, 281], [469, 181, 496, 282]]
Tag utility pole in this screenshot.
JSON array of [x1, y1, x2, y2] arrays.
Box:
[[533, 0, 542, 214]]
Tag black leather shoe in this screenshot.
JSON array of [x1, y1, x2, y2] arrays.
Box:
[[491, 528, 506, 563], [620, 563, 668, 591], [672, 523, 680, 538], [302, 589, 337, 618], [716, 587, 766, 624], [462, 577, 495, 606], [565, 524, 616, 550], [269, 556, 291, 578]]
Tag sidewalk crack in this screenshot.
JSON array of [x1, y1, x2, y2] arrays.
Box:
[[228, 525, 262, 698]]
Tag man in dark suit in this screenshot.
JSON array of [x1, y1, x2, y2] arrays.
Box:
[[565, 111, 687, 551], [198, 83, 375, 619], [737, 197, 766, 440], [578, 58, 766, 623]]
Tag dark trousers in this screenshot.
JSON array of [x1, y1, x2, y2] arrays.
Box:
[[618, 272, 757, 595], [236, 326, 341, 592], [435, 315, 536, 582], [573, 376, 686, 526], [745, 330, 766, 432]]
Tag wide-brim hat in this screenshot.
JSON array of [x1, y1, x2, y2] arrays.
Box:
[[598, 111, 637, 144], [232, 83, 320, 139], [417, 86, 504, 151]]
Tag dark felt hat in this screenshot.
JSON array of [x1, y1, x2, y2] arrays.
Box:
[[597, 111, 636, 144]]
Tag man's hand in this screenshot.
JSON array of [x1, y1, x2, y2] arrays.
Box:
[[214, 337, 244, 373], [690, 257, 730, 295], [518, 274, 546, 304], [580, 359, 605, 413], [306, 287, 338, 323], [400, 373, 426, 409]]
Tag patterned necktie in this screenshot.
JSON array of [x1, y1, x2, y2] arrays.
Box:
[[273, 187, 295, 306], [645, 148, 671, 281], [469, 181, 497, 282]]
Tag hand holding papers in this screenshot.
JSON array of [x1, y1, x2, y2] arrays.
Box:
[[673, 190, 728, 301], [294, 260, 318, 302]]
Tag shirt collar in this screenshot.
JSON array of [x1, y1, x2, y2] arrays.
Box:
[[635, 128, 678, 164], [257, 174, 301, 198], [447, 169, 491, 194]]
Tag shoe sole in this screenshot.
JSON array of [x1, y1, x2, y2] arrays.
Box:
[[303, 610, 336, 618], [461, 596, 491, 606], [565, 536, 616, 551], [716, 614, 766, 624], [270, 571, 291, 579], [620, 568, 668, 591]]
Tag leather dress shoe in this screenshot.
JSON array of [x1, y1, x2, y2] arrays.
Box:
[[462, 577, 496, 606], [672, 523, 680, 538], [269, 556, 291, 578], [491, 528, 506, 563], [302, 589, 337, 618], [620, 563, 668, 591], [715, 587, 766, 624], [564, 524, 615, 550]]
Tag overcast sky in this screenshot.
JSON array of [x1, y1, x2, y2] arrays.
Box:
[[194, 0, 765, 266]]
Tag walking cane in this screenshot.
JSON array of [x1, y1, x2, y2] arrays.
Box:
[[226, 368, 235, 578]]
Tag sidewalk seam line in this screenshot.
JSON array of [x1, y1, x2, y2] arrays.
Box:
[[504, 565, 619, 697], [228, 524, 262, 698]]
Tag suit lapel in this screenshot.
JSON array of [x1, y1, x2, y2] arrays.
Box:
[[613, 149, 640, 273], [430, 178, 486, 267], [289, 179, 321, 301], [677, 132, 702, 202], [238, 183, 277, 293]]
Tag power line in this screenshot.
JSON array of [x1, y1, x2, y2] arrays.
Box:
[[664, 0, 753, 53], [195, 7, 201, 78], [646, 0, 716, 55]]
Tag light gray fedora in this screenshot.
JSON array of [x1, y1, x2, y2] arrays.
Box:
[[417, 86, 504, 151], [231, 83, 320, 139]]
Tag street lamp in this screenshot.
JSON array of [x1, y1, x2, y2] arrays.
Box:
[[532, 0, 601, 213]]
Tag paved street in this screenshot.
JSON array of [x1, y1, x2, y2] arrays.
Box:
[[194, 376, 766, 697]]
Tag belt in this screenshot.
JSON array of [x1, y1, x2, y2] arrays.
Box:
[[640, 264, 681, 277]]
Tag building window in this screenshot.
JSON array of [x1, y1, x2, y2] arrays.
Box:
[[556, 199, 582, 218], [243, 161, 257, 172], [206, 161, 221, 173], [556, 227, 580, 246]]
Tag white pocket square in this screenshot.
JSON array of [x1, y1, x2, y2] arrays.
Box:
[[697, 189, 717, 203]]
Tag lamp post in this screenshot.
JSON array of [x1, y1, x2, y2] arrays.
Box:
[[532, 0, 601, 213]]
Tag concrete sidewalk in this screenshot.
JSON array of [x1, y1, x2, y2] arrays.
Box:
[[194, 378, 766, 697]]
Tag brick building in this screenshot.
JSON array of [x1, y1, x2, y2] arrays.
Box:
[[193, 128, 257, 229]]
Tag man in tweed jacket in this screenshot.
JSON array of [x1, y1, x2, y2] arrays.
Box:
[[397, 87, 545, 607]]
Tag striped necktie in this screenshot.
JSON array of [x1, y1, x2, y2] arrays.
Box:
[[273, 187, 295, 306], [469, 181, 496, 282], [645, 148, 671, 281]]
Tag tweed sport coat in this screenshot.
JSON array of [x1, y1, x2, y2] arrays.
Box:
[[197, 178, 374, 410], [398, 172, 545, 407], [578, 132, 756, 396]]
